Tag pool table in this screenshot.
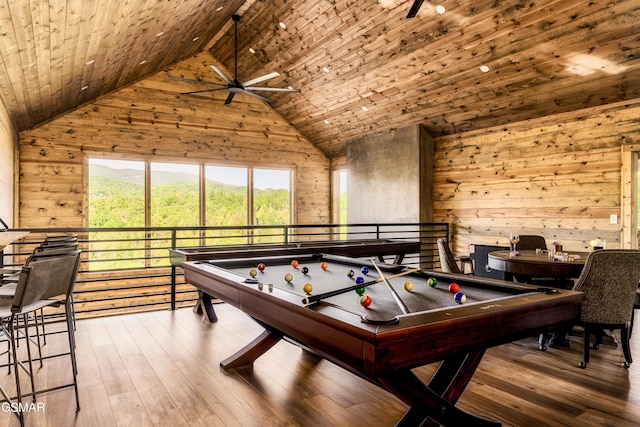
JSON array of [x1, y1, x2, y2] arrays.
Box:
[[182, 253, 583, 426], [169, 238, 422, 315]]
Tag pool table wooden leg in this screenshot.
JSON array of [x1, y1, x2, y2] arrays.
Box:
[[220, 327, 284, 369], [193, 290, 218, 323], [379, 350, 500, 427]]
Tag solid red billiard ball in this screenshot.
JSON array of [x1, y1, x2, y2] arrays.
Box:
[[291, 260, 299, 268], [257, 263, 266, 272], [449, 283, 459, 293], [320, 262, 328, 270], [360, 295, 372, 307]]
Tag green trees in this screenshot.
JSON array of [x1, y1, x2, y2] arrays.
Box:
[[88, 167, 292, 270]]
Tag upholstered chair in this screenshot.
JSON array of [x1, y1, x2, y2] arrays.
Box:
[[571, 249, 640, 368]]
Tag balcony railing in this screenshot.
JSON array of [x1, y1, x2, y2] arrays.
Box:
[[1, 223, 449, 321]]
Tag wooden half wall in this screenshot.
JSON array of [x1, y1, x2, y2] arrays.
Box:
[[17, 52, 330, 228], [434, 99, 640, 256]]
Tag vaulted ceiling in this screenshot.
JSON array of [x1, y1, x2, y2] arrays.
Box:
[[1, 0, 639, 158]]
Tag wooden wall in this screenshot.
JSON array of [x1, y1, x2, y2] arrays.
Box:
[[17, 52, 330, 228], [0, 98, 16, 226], [433, 99, 640, 256]]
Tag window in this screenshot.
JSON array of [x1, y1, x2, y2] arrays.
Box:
[[88, 158, 146, 269], [88, 158, 293, 266], [205, 165, 249, 244], [150, 162, 200, 227], [339, 169, 347, 224]]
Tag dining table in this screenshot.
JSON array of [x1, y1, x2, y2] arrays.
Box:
[[487, 249, 590, 286]]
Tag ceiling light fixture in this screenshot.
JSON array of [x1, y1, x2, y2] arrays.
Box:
[[361, 106, 369, 112], [192, 36, 199, 42], [322, 66, 330, 73], [435, 5, 446, 14], [249, 47, 256, 54], [279, 22, 286, 29], [479, 65, 490, 72], [85, 59, 95, 66], [324, 119, 330, 124], [81, 85, 89, 91], [156, 31, 164, 37], [216, 6, 223, 12]]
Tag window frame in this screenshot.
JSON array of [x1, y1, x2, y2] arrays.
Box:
[[85, 155, 294, 228]]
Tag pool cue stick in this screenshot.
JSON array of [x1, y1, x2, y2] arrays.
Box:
[[370, 258, 410, 315], [302, 268, 421, 305]]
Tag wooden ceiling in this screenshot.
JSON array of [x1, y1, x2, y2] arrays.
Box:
[[1, 0, 639, 158]]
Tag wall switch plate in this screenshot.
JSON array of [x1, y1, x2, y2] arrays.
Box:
[[610, 214, 618, 224]]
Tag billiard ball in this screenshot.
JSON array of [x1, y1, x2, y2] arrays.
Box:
[[257, 263, 266, 272], [303, 283, 313, 294], [320, 262, 328, 270], [427, 277, 438, 287], [356, 276, 365, 285], [284, 273, 293, 283], [404, 281, 413, 292], [360, 295, 372, 307], [361, 266, 369, 275], [355, 287, 365, 295], [347, 269, 355, 278], [301, 266, 309, 275], [249, 269, 258, 278], [449, 283, 460, 293], [291, 260, 299, 268], [454, 292, 466, 304]]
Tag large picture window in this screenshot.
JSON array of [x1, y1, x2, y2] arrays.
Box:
[[88, 158, 293, 267]]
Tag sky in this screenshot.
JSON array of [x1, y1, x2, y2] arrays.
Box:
[[89, 158, 290, 190]]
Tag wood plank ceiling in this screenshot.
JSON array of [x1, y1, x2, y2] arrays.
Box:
[[1, 0, 639, 158]]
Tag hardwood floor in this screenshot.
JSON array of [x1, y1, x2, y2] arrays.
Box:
[[1, 304, 640, 426]]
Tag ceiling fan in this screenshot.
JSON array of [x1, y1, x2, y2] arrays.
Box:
[[179, 14, 300, 105]]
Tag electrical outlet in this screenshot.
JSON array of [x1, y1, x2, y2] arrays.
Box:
[[610, 214, 618, 224]]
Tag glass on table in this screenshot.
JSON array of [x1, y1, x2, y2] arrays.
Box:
[[509, 233, 520, 253]]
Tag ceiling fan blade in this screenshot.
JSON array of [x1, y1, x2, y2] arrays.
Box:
[[242, 72, 280, 87], [242, 91, 276, 104], [169, 76, 224, 86], [245, 86, 301, 93], [211, 65, 233, 84], [407, 0, 424, 18], [224, 92, 236, 105], [180, 88, 227, 95]]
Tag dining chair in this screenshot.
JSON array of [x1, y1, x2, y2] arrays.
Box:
[[436, 239, 472, 274], [515, 235, 547, 251], [0, 250, 81, 426], [568, 249, 640, 369]]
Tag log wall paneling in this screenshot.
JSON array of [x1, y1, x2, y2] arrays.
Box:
[[18, 52, 331, 228], [433, 99, 640, 257], [621, 145, 639, 249]]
